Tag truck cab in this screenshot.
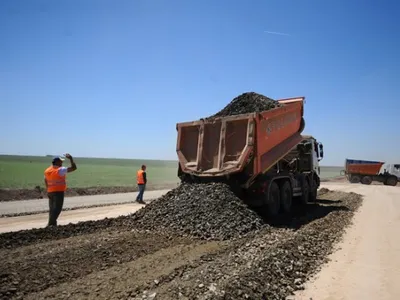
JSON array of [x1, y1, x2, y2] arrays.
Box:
[[383, 164, 400, 179], [283, 136, 323, 172], [312, 137, 324, 173]]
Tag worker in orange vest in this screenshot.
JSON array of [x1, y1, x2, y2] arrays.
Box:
[[136, 164, 147, 204], [44, 153, 77, 227]]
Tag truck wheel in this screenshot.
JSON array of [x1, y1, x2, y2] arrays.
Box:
[[350, 175, 361, 184], [361, 176, 372, 185], [300, 178, 309, 205], [266, 182, 281, 216], [280, 181, 292, 213], [309, 178, 318, 203], [385, 176, 398, 186]]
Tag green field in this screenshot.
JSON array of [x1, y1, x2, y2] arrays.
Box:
[[0, 155, 343, 189], [0, 155, 179, 189]]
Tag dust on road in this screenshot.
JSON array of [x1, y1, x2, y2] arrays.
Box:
[[0, 189, 363, 300]]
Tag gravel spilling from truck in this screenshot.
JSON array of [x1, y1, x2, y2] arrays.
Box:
[[130, 182, 265, 240], [207, 91, 281, 119]]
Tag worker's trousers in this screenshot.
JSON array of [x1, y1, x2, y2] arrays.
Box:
[[136, 184, 146, 201], [48, 192, 65, 226]]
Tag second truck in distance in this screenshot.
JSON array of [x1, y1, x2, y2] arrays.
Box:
[[341, 159, 399, 186]]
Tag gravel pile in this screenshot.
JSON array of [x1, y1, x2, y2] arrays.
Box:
[[207, 92, 281, 119], [130, 182, 265, 240]]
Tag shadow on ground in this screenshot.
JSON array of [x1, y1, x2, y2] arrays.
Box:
[[259, 198, 350, 230], [315, 199, 343, 204]]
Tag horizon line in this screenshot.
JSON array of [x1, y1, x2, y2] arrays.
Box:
[[0, 154, 342, 167]]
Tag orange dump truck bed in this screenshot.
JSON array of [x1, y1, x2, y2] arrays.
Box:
[[345, 161, 384, 176], [176, 97, 305, 179]]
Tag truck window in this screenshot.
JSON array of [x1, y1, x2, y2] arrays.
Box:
[[394, 164, 400, 170]]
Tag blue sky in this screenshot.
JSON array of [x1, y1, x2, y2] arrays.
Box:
[[1, 0, 399, 166]]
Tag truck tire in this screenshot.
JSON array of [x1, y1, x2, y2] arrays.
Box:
[[361, 176, 372, 185], [280, 181, 292, 213], [300, 177, 309, 205], [309, 178, 318, 203], [385, 176, 398, 186], [266, 181, 281, 216], [349, 175, 361, 184]]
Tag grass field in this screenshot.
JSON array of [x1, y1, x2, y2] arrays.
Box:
[[0, 155, 343, 189], [0, 155, 179, 189]]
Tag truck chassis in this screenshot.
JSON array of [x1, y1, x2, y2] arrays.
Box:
[[344, 172, 398, 186]]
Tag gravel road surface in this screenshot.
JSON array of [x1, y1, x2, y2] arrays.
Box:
[[0, 189, 171, 215], [295, 181, 400, 300], [2, 182, 399, 299], [1, 183, 364, 300]]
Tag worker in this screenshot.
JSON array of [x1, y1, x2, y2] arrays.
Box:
[[44, 154, 77, 227], [136, 164, 147, 204]]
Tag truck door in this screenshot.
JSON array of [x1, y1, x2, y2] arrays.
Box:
[[392, 164, 400, 179], [311, 140, 320, 174]]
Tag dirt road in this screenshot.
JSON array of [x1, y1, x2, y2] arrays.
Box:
[[0, 203, 146, 233], [295, 182, 400, 300], [0, 189, 171, 216], [1, 182, 399, 299]]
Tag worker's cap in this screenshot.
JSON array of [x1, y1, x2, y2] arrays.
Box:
[[52, 156, 65, 163]]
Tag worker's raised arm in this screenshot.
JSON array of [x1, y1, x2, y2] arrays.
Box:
[[64, 153, 77, 173]]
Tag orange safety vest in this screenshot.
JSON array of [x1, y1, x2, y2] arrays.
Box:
[[137, 169, 145, 184], [44, 166, 67, 192]]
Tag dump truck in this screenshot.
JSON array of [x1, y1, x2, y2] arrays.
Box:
[[176, 97, 324, 216], [341, 159, 400, 186]]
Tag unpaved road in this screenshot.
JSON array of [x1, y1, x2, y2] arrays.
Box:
[[0, 189, 171, 216], [1, 182, 400, 299], [1, 186, 363, 300], [0, 203, 147, 233], [295, 182, 400, 300]]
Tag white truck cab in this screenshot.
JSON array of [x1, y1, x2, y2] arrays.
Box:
[[382, 164, 400, 180]]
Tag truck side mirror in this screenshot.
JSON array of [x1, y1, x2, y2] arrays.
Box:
[[318, 143, 324, 159]]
